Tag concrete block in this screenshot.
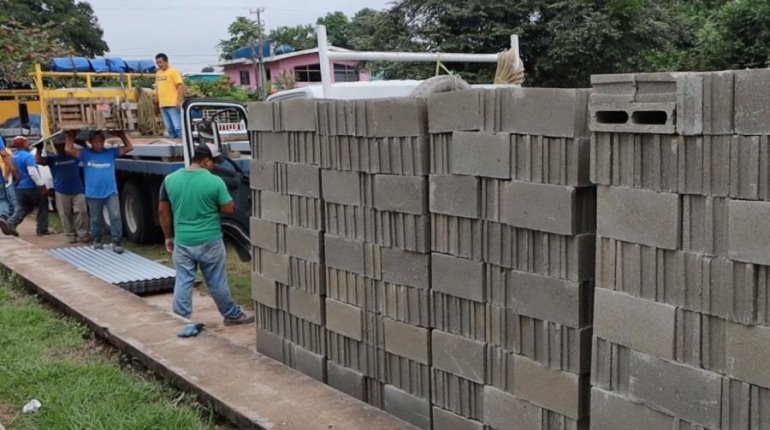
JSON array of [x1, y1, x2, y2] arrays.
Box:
[[260, 132, 290, 162], [628, 350, 722, 428], [251, 273, 278, 308], [429, 175, 480, 219], [597, 186, 680, 250], [676, 71, 735, 135], [501, 88, 590, 138], [290, 344, 326, 381], [327, 360, 365, 401], [499, 181, 578, 235], [250, 159, 275, 191], [381, 248, 430, 290], [432, 330, 486, 384], [634, 72, 677, 103], [288, 287, 323, 325], [484, 386, 542, 430], [256, 328, 285, 361], [513, 355, 584, 420], [726, 322, 770, 389], [485, 345, 515, 393], [431, 291, 487, 342], [507, 270, 585, 328], [511, 134, 591, 187], [383, 317, 429, 364], [321, 170, 361, 206], [450, 132, 511, 179], [259, 191, 291, 225], [373, 175, 427, 215], [594, 288, 677, 360], [383, 385, 431, 430], [368, 98, 427, 137], [729, 135, 761, 200], [325, 235, 364, 274], [590, 101, 677, 134], [325, 298, 363, 342], [285, 163, 320, 198], [259, 248, 290, 285], [432, 407, 483, 430], [590, 387, 673, 430], [431, 368, 485, 421], [250, 218, 281, 252], [591, 74, 636, 98], [728, 200, 770, 266], [428, 89, 484, 133], [380, 282, 431, 328], [285, 226, 321, 263], [432, 253, 485, 303], [246, 101, 275, 131], [279, 99, 317, 131], [734, 69, 770, 135]]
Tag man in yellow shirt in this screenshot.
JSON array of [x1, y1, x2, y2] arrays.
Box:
[[155, 53, 185, 139]]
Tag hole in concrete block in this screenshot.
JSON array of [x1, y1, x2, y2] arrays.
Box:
[[631, 110, 668, 125], [595, 110, 629, 124]]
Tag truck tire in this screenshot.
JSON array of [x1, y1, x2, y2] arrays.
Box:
[[121, 181, 161, 243]]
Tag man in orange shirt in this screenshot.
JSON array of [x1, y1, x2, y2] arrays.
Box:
[[155, 53, 185, 139]]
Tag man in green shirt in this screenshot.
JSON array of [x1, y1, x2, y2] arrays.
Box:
[[159, 143, 254, 326]]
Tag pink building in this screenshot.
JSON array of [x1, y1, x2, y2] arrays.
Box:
[[218, 47, 370, 91]]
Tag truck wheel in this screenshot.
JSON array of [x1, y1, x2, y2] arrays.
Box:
[[121, 181, 161, 243]]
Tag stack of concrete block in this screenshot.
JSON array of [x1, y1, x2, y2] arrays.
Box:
[[590, 69, 770, 429], [318, 97, 433, 429], [427, 87, 595, 430], [247, 100, 327, 381]]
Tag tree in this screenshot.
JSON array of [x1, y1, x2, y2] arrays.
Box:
[[201, 66, 215, 73], [0, 19, 77, 85], [218, 16, 264, 60], [317, 12, 350, 48], [269, 24, 315, 51]]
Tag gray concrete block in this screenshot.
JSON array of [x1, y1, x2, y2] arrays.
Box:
[[259, 191, 290, 225], [261, 132, 291, 162], [246, 102, 275, 131], [432, 330, 486, 384], [590, 387, 673, 430], [726, 322, 770, 389], [450, 132, 511, 179], [327, 360, 365, 401], [429, 175, 480, 219], [511, 135, 591, 187], [484, 386, 542, 430], [597, 186, 680, 250], [381, 248, 430, 290], [432, 407, 483, 430], [676, 71, 734, 135], [325, 298, 364, 342], [321, 169, 361, 206], [288, 287, 323, 325], [250, 217, 281, 252], [591, 73, 636, 98], [383, 317, 430, 365], [628, 350, 722, 428], [594, 288, 677, 360], [373, 175, 427, 215], [734, 69, 770, 135], [728, 200, 770, 266], [512, 355, 584, 420], [368, 98, 427, 137], [431, 291, 487, 342], [279, 99, 317, 131], [383, 385, 431, 429], [589, 102, 677, 134], [290, 344, 326, 381], [251, 272, 278, 308], [285, 163, 320, 198], [499, 181, 578, 235], [285, 226, 321, 263], [501, 88, 590, 138], [729, 135, 761, 200], [325, 234, 364, 274], [507, 270, 585, 328], [634, 72, 677, 103], [259, 248, 290, 285], [427, 89, 484, 133], [432, 253, 485, 303], [256, 328, 285, 361], [485, 345, 515, 393], [250, 159, 275, 191]]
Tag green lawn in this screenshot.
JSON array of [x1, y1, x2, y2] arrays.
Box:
[[0, 276, 219, 430]]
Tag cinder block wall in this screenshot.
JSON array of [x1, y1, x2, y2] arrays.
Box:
[[589, 69, 770, 429]]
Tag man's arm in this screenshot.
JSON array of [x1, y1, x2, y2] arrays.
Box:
[[174, 69, 185, 108], [216, 178, 234, 215], [0, 150, 19, 183], [158, 183, 175, 252], [35, 147, 47, 165], [220, 201, 235, 215], [114, 130, 134, 156], [64, 130, 80, 158]]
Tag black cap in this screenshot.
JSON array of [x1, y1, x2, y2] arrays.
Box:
[[194, 143, 213, 159]]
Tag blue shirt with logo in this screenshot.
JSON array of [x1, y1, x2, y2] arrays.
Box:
[[79, 148, 119, 198], [12, 150, 37, 190], [45, 154, 84, 195]]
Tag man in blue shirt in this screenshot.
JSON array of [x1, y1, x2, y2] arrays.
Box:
[[64, 130, 133, 253], [37, 140, 89, 243], [6, 136, 49, 236], [0, 135, 20, 236]]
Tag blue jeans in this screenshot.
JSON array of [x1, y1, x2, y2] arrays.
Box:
[[87, 194, 122, 244], [161, 107, 182, 138], [9, 187, 48, 233], [0, 181, 12, 219], [172, 239, 242, 319]]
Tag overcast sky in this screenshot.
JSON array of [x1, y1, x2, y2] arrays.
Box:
[[88, 0, 392, 73]]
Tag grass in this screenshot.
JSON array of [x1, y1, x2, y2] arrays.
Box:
[[0, 274, 219, 430]]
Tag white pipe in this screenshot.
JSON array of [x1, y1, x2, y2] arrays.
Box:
[[327, 51, 499, 63], [511, 34, 521, 69], [316, 25, 332, 98]]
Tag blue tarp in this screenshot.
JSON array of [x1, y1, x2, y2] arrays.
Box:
[[49, 57, 91, 72], [231, 39, 273, 60], [126, 60, 156, 73], [106, 57, 128, 73], [89, 58, 109, 73]]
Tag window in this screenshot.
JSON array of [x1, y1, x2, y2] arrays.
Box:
[[266, 68, 272, 81], [295, 63, 322, 83], [239, 70, 251, 86], [334, 64, 359, 82]]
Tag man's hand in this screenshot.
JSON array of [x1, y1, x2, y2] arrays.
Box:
[[165, 238, 174, 253], [39, 186, 48, 197]]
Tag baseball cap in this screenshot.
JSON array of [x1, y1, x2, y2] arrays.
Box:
[[12, 136, 28, 148], [194, 143, 220, 159]]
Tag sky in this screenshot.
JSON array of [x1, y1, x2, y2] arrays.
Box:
[[88, 0, 392, 73]]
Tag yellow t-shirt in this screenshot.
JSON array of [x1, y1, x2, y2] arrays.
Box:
[[155, 67, 184, 107]]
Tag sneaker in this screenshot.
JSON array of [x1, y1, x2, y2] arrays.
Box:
[[79, 236, 92, 243], [112, 243, 125, 254], [93, 242, 104, 250], [67, 236, 78, 244], [36, 230, 54, 237], [223, 312, 255, 326], [0, 218, 14, 236]]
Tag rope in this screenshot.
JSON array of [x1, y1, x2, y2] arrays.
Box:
[[494, 49, 525, 85], [136, 87, 162, 135]]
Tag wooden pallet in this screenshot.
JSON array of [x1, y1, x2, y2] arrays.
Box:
[[48, 98, 139, 131]]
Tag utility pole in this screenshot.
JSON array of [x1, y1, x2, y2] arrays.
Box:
[[250, 7, 267, 100]]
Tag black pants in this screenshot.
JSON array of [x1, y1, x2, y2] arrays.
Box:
[[9, 187, 48, 233]]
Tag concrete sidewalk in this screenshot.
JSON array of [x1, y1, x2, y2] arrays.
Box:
[[0, 236, 416, 430]]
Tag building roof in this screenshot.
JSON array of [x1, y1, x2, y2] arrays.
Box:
[[218, 46, 353, 67]]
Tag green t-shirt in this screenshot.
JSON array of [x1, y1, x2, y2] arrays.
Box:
[[161, 169, 232, 246]]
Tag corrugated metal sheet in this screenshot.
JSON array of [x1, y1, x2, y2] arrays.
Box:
[[49, 246, 175, 294]]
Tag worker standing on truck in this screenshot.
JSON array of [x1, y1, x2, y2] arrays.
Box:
[[36, 140, 90, 243], [64, 130, 134, 253], [158, 143, 255, 326], [155, 53, 185, 139], [0, 135, 20, 236], [4, 136, 50, 236]]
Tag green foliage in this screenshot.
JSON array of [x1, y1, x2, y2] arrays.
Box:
[[317, 12, 351, 48], [185, 76, 260, 102], [269, 24, 315, 51], [218, 16, 264, 60]]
